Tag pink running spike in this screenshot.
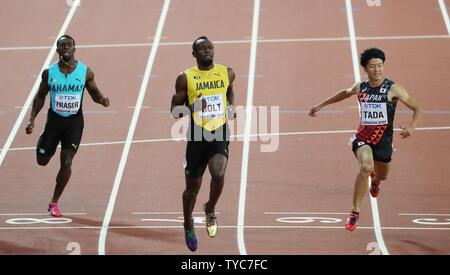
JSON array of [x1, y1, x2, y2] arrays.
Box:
[[48, 203, 62, 217]]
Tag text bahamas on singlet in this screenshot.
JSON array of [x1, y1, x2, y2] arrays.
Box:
[[50, 84, 85, 92]]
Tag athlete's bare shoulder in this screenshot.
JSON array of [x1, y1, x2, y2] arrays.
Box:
[[227, 67, 235, 82], [37, 69, 50, 95], [86, 67, 95, 81], [176, 71, 187, 84], [175, 71, 187, 94], [41, 68, 49, 79], [389, 83, 407, 101], [390, 83, 405, 92]]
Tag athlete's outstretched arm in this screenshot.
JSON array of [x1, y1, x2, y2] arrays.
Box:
[[390, 84, 422, 138], [309, 82, 360, 117], [226, 67, 236, 119], [85, 68, 110, 107], [26, 69, 50, 134]]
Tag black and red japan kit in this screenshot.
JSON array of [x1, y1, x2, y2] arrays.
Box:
[[351, 79, 397, 162]]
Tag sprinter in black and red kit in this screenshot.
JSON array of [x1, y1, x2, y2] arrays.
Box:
[[309, 48, 422, 231]]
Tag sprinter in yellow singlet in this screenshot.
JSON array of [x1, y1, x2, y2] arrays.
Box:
[[171, 36, 236, 252]]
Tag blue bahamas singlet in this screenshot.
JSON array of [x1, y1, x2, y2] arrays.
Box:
[[47, 61, 87, 117]]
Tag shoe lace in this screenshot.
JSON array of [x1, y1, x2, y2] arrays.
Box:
[[186, 231, 196, 241], [50, 203, 60, 213], [207, 214, 216, 226], [349, 214, 359, 225], [371, 182, 380, 191]]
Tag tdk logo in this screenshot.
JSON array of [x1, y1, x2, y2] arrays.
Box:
[[363, 103, 382, 108], [59, 95, 78, 100], [206, 95, 221, 102]]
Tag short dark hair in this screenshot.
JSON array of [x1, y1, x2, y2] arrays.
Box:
[[360, 47, 385, 67], [56, 34, 75, 47], [192, 36, 210, 52]]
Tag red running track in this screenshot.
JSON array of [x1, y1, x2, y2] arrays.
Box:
[[0, 0, 449, 256]]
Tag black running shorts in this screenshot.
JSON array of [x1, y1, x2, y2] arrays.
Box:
[[36, 109, 84, 157], [352, 138, 393, 163], [184, 139, 229, 178]]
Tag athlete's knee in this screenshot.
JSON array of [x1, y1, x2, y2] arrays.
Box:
[[60, 151, 75, 169], [183, 177, 202, 199], [210, 168, 225, 181], [37, 155, 50, 166], [376, 174, 387, 181], [37, 159, 49, 166], [360, 162, 374, 176], [60, 158, 73, 170], [183, 189, 198, 201], [208, 155, 227, 180]]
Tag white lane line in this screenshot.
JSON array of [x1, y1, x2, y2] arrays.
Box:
[[345, 0, 361, 83], [0, 213, 87, 216], [399, 213, 450, 216], [356, 34, 449, 40], [264, 212, 349, 215], [237, 0, 260, 256], [1, 225, 449, 231], [131, 212, 220, 215], [0, 46, 53, 51], [2, 126, 450, 152], [345, 0, 389, 255], [1, 34, 449, 51], [97, 0, 171, 255], [438, 0, 450, 35], [0, 0, 80, 167]]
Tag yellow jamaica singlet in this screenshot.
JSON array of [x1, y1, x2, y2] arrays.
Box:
[[185, 64, 229, 132]]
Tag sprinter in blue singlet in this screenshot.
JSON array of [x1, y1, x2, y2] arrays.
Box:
[[25, 35, 110, 217]]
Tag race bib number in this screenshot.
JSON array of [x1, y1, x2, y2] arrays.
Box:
[[199, 94, 225, 120], [361, 102, 388, 125], [54, 93, 81, 114]]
